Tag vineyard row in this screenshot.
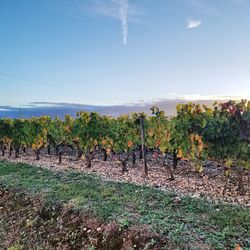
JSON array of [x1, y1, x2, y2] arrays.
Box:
[[0, 100, 249, 191]]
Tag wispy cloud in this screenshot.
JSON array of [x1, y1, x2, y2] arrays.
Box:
[[82, 0, 142, 45], [186, 0, 225, 19], [120, 0, 129, 45], [83, 0, 118, 19], [230, 0, 247, 3], [187, 18, 202, 29]]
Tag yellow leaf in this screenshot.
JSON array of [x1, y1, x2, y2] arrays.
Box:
[[148, 130, 154, 137], [177, 148, 183, 158], [165, 131, 171, 141], [127, 140, 133, 148], [64, 125, 70, 132], [106, 148, 111, 155], [225, 159, 233, 167], [190, 134, 195, 143]]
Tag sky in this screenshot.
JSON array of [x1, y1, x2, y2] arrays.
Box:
[[0, 0, 250, 107]]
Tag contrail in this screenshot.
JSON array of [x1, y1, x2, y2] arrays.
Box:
[[119, 0, 129, 45]]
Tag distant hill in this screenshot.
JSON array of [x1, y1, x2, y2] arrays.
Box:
[[0, 99, 226, 118]]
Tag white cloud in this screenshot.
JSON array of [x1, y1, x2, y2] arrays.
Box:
[[187, 18, 202, 29], [120, 0, 129, 45], [82, 0, 143, 45], [128, 94, 249, 107]]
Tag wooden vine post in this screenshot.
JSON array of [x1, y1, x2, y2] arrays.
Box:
[[139, 115, 148, 176]]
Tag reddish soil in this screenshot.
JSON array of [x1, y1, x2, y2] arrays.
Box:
[[0, 186, 170, 250]]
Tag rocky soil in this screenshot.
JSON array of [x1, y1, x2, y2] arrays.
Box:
[[1, 148, 249, 207]]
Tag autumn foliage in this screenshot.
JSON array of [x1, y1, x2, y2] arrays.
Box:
[[0, 100, 249, 189]]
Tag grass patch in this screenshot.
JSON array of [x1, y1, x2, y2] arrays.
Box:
[[0, 160, 249, 249]]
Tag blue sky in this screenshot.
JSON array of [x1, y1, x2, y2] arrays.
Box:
[[0, 0, 250, 106]]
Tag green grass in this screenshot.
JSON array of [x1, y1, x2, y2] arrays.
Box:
[[0, 160, 249, 250]]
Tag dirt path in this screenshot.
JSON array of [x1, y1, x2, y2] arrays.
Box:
[[1, 150, 249, 206]]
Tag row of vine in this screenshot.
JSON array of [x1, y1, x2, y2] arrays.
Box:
[[0, 100, 249, 192]]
